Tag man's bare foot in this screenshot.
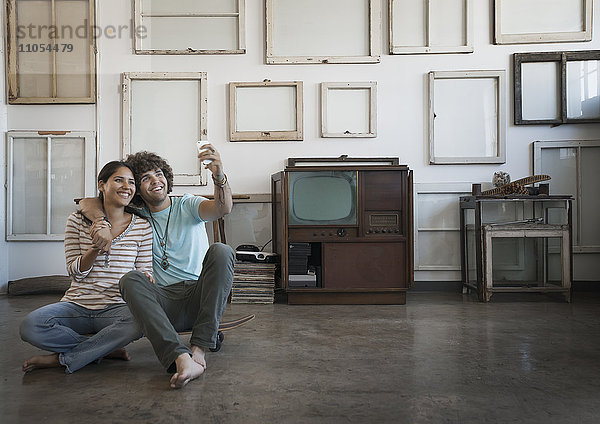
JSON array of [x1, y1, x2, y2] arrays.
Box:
[[169, 353, 205, 389], [104, 348, 131, 361], [22, 353, 61, 373], [190, 345, 206, 369]]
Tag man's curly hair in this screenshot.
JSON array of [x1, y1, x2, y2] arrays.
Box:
[[124, 151, 174, 206]]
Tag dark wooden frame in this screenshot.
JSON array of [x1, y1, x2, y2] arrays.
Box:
[[514, 50, 600, 125]]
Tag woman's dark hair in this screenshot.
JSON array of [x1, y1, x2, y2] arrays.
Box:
[[124, 151, 174, 206], [97, 161, 134, 203]]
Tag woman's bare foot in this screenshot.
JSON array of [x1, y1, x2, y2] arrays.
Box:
[[104, 348, 131, 361], [22, 353, 61, 373], [190, 345, 206, 369], [169, 353, 205, 389]]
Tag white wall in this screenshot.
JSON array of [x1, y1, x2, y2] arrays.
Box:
[[2, 0, 600, 291]]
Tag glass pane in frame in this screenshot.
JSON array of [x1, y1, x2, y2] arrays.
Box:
[[8, 0, 95, 103], [521, 62, 561, 121], [130, 79, 202, 180], [50, 138, 85, 234], [235, 86, 296, 132], [430, 0, 466, 47], [566, 60, 600, 120], [579, 146, 600, 247], [140, 16, 239, 51], [12, 138, 47, 234]]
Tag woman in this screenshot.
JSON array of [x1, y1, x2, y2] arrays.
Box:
[[19, 161, 153, 373]]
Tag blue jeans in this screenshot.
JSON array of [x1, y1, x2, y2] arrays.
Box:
[[19, 302, 142, 374]]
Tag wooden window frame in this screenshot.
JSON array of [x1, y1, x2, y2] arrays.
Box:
[[514, 50, 600, 125], [133, 0, 246, 54], [265, 0, 381, 64], [121, 72, 209, 186], [428, 70, 506, 165], [389, 0, 473, 55], [321, 82, 377, 138], [6, 0, 96, 104], [6, 130, 97, 241], [229, 81, 303, 141], [494, 0, 592, 44]]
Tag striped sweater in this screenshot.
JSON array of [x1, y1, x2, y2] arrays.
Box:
[[61, 212, 153, 309]]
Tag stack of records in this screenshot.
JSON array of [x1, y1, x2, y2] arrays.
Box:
[[288, 243, 312, 274], [231, 261, 276, 304]]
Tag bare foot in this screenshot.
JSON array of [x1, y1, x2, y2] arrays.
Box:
[[169, 353, 205, 389], [190, 345, 206, 369], [22, 353, 61, 373], [104, 348, 131, 361]]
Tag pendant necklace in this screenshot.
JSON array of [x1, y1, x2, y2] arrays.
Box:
[[149, 199, 173, 270]]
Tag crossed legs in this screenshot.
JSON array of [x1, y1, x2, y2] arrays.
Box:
[[19, 302, 142, 373], [120, 243, 234, 388]]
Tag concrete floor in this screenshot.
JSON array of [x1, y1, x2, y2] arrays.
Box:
[[1, 291, 600, 424]]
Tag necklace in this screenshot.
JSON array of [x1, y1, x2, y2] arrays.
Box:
[[148, 200, 173, 270]]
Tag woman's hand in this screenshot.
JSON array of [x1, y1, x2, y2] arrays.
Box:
[[143, 271, 155, 284], [90, 218, 112, 253]]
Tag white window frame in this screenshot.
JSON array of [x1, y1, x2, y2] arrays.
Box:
[[121, 72, 209, 185], [389, 0, 473, 55], [265, 0, 381, 64], [6, 131, 97, 241], [229, 81, 303, 141], [494, 0, 593, 44], [321, 82, 377, 138], [428, 70, 506, 164], [133, 0, 246, 54]]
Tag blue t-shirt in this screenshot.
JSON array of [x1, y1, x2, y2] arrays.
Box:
[[142, 194, 209, 286]]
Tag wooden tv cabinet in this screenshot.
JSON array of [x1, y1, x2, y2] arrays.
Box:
[[271, 157, 413, 305]]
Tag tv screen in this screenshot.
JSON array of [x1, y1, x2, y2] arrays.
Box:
[[289, 171, 357, 225]]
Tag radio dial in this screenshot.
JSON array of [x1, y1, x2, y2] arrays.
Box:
[[336, 228, 346, 237]]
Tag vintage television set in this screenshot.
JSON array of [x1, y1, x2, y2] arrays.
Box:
[[271, 157, 413, 304]]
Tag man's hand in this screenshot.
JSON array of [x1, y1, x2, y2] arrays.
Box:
[[90, 218, 112, 253], [197, 143, 223, 178]]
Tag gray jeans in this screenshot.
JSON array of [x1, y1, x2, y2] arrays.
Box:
[[119, 243, 234, 370]]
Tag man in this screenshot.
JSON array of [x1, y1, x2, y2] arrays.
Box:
[[80, 145, 234, 389]]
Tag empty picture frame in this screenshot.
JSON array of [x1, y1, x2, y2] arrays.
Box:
[[389, 0, 473, 54], [133, 0, 246, 54], [321, 82, 377, 138], [515, 51, 600, 125], [122, 72, 209, 185], [229, 81, 303, 141], [494, 0, 592, 44], [428, 71, 506, 164], [6, 0, 96, 103], [265, 0, 380, 64]]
